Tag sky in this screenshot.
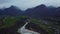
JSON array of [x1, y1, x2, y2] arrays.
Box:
[[0, 0, 60, 10]]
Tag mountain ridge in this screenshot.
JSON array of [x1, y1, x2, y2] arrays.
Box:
[[0, 4, 60, 18]]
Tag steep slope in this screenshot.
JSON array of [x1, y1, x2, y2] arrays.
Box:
[[25, 4, 60, 17], [0, 6, 23, 16], [24, 4, 55, 18]]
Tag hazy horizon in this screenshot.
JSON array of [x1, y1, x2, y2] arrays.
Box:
[[0, 0, 60, 10]]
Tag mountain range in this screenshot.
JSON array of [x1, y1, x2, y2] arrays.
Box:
[[0, 4, 60, 19], [24, 4, 60, 19]]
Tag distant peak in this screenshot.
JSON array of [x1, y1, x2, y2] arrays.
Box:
[[39, 4, 46, 7], [9, 5, 17, 8], [37, 4, 46, 7]]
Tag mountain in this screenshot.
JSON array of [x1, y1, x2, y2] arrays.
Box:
[[0, 10, 3, 15], [0, 6, 23, 16], [55, 7, 60, 17], [0, 4, 60, 18], [24, 4, 55, 18], [24, 4, 60, 20]]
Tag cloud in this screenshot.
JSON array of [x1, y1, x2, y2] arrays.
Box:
[[0, 0, 11, 4], [0, 0, 60, 10]]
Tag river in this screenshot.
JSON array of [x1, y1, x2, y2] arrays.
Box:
[[17, 22, 40, 34]]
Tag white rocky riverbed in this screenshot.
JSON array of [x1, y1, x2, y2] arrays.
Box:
[[18, 22, 40, 34]]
